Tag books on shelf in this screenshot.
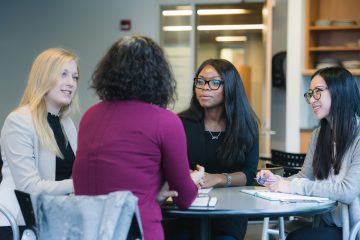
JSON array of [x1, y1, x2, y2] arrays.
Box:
[[240, 189, 330, 203]]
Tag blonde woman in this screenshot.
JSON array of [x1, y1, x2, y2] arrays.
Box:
[[0, 48, 79, 239]]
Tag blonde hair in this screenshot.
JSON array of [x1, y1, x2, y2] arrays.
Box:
[[19, 48, 80, 157]]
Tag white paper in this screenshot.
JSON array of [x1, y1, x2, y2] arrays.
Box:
[[240, 189, 330, 203], [198, 187, 213, 194], [190, 195, 217, 208]]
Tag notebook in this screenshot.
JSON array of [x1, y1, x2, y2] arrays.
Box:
[[240, 189, 330, 203], [189, 195, 218, 208], [164, 189, 218, 208]]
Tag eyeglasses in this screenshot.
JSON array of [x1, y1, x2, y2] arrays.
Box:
[[194, 77, 224, 90], [303, 87, 328, 104]]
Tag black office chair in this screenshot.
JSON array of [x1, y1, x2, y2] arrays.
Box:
[[266, 149, 306, 177]]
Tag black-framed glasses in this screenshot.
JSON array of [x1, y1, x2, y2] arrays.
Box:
[[303, 87, 328, 104], [194, 77, 224, 90]]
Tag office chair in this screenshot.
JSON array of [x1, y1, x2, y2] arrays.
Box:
[[261, 149, 307, 240], [15, 190, 143, 240], [268, 149, 306, 177], [0, 204, 20, 240], [342, 203, 360, 240]]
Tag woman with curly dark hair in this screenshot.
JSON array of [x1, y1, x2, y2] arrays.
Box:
[[72, 36, 204, 240]]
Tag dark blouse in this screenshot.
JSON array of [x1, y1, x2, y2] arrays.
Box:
[[179, 116, 259, 239], [47, 113, 75, 181], [204, 131, 226, 172], [180, 117, 259, 186]]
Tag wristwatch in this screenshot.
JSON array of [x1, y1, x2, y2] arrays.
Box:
[[222, 173, 232, 187]]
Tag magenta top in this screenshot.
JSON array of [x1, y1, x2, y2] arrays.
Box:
[[72, 100, 197, 240]]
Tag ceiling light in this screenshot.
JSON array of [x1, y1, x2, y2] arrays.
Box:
[[162, 26, 192, 31], [162, 10, 193, 16], [216, 36, 247, 42], [162, 9, 252, 16], [198, 24, 264, 31], [197, 9, 251, 15], [162, 24, 264, 32]]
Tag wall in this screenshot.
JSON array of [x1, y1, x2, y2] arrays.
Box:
[[0, 0, 289, 150], [270, 0, 287, 150], [286, 0, 305, 152], [0, 0, 158, 126]]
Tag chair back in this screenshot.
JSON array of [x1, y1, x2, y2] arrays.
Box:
[[269, 149, 306, 177], [0, 204, 20, 240], [15, 190, 143, 240], [14, 190, 37, 233]]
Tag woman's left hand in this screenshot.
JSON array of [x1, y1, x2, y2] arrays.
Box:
[[199, 172, 223, 188], [268, 179, 291, 193], [156, 182, 178, 204]]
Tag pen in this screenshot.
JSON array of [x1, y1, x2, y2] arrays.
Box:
[[255, 177, 277, 185]]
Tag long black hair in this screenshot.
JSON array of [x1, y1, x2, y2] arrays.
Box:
[[91, 35, 176, 108], [312, 67, 360, 179], [180, 59, 259, 167]]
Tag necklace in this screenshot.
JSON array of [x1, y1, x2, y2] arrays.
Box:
[[208, 131, 222, 140]]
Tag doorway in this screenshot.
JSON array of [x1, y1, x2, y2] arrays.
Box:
[[160, 1, 273, 155]]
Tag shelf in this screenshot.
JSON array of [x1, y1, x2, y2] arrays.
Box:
[[303, 69, 360, 76], [309, 46, 360, 52], [304, 0, 360, 72], [309, 25, 360, 31]]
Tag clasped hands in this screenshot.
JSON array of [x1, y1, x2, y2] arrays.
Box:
[[256, 169, 291, 193]]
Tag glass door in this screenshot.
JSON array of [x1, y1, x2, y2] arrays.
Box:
[[160, 1, 273, 155], [160, 5, 195, 113]]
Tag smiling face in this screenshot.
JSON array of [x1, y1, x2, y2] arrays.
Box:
[[45, 60, 79, 114], [309, 75, 331, 120], [195, 64, 224, 110]]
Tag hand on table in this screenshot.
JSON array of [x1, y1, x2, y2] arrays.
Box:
[[190, 164, 205, 188], [256, 170, 291, 193], [156, 182, 178, 204], [256, 170, 278, 185], [268, 179, 291, 193]]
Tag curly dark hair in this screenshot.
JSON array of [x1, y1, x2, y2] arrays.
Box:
[[92, 35, 176, 108]]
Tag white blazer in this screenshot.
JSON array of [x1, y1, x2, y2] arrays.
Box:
[[0, 106, 77, 226]]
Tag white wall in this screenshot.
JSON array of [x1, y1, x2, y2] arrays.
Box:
[[0, 0, 290, 150], [286, 0, 305, 152], [270, 0, 288, 150], [0, 0, 158, 126]]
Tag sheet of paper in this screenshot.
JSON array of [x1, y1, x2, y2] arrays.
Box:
[[240, 189, 330, 203], [190, 196, 217, 208], [198, 187, 213, 194]]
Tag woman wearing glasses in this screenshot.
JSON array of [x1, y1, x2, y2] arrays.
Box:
[[257, 66, 360, 240], [165, 59, 259, 240]]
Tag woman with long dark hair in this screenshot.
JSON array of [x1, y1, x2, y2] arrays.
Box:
[[166, 59, 259, 240], [257, 66, 360, 240]]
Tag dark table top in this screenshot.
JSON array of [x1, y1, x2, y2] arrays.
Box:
[[162, 186, 337, 219]]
